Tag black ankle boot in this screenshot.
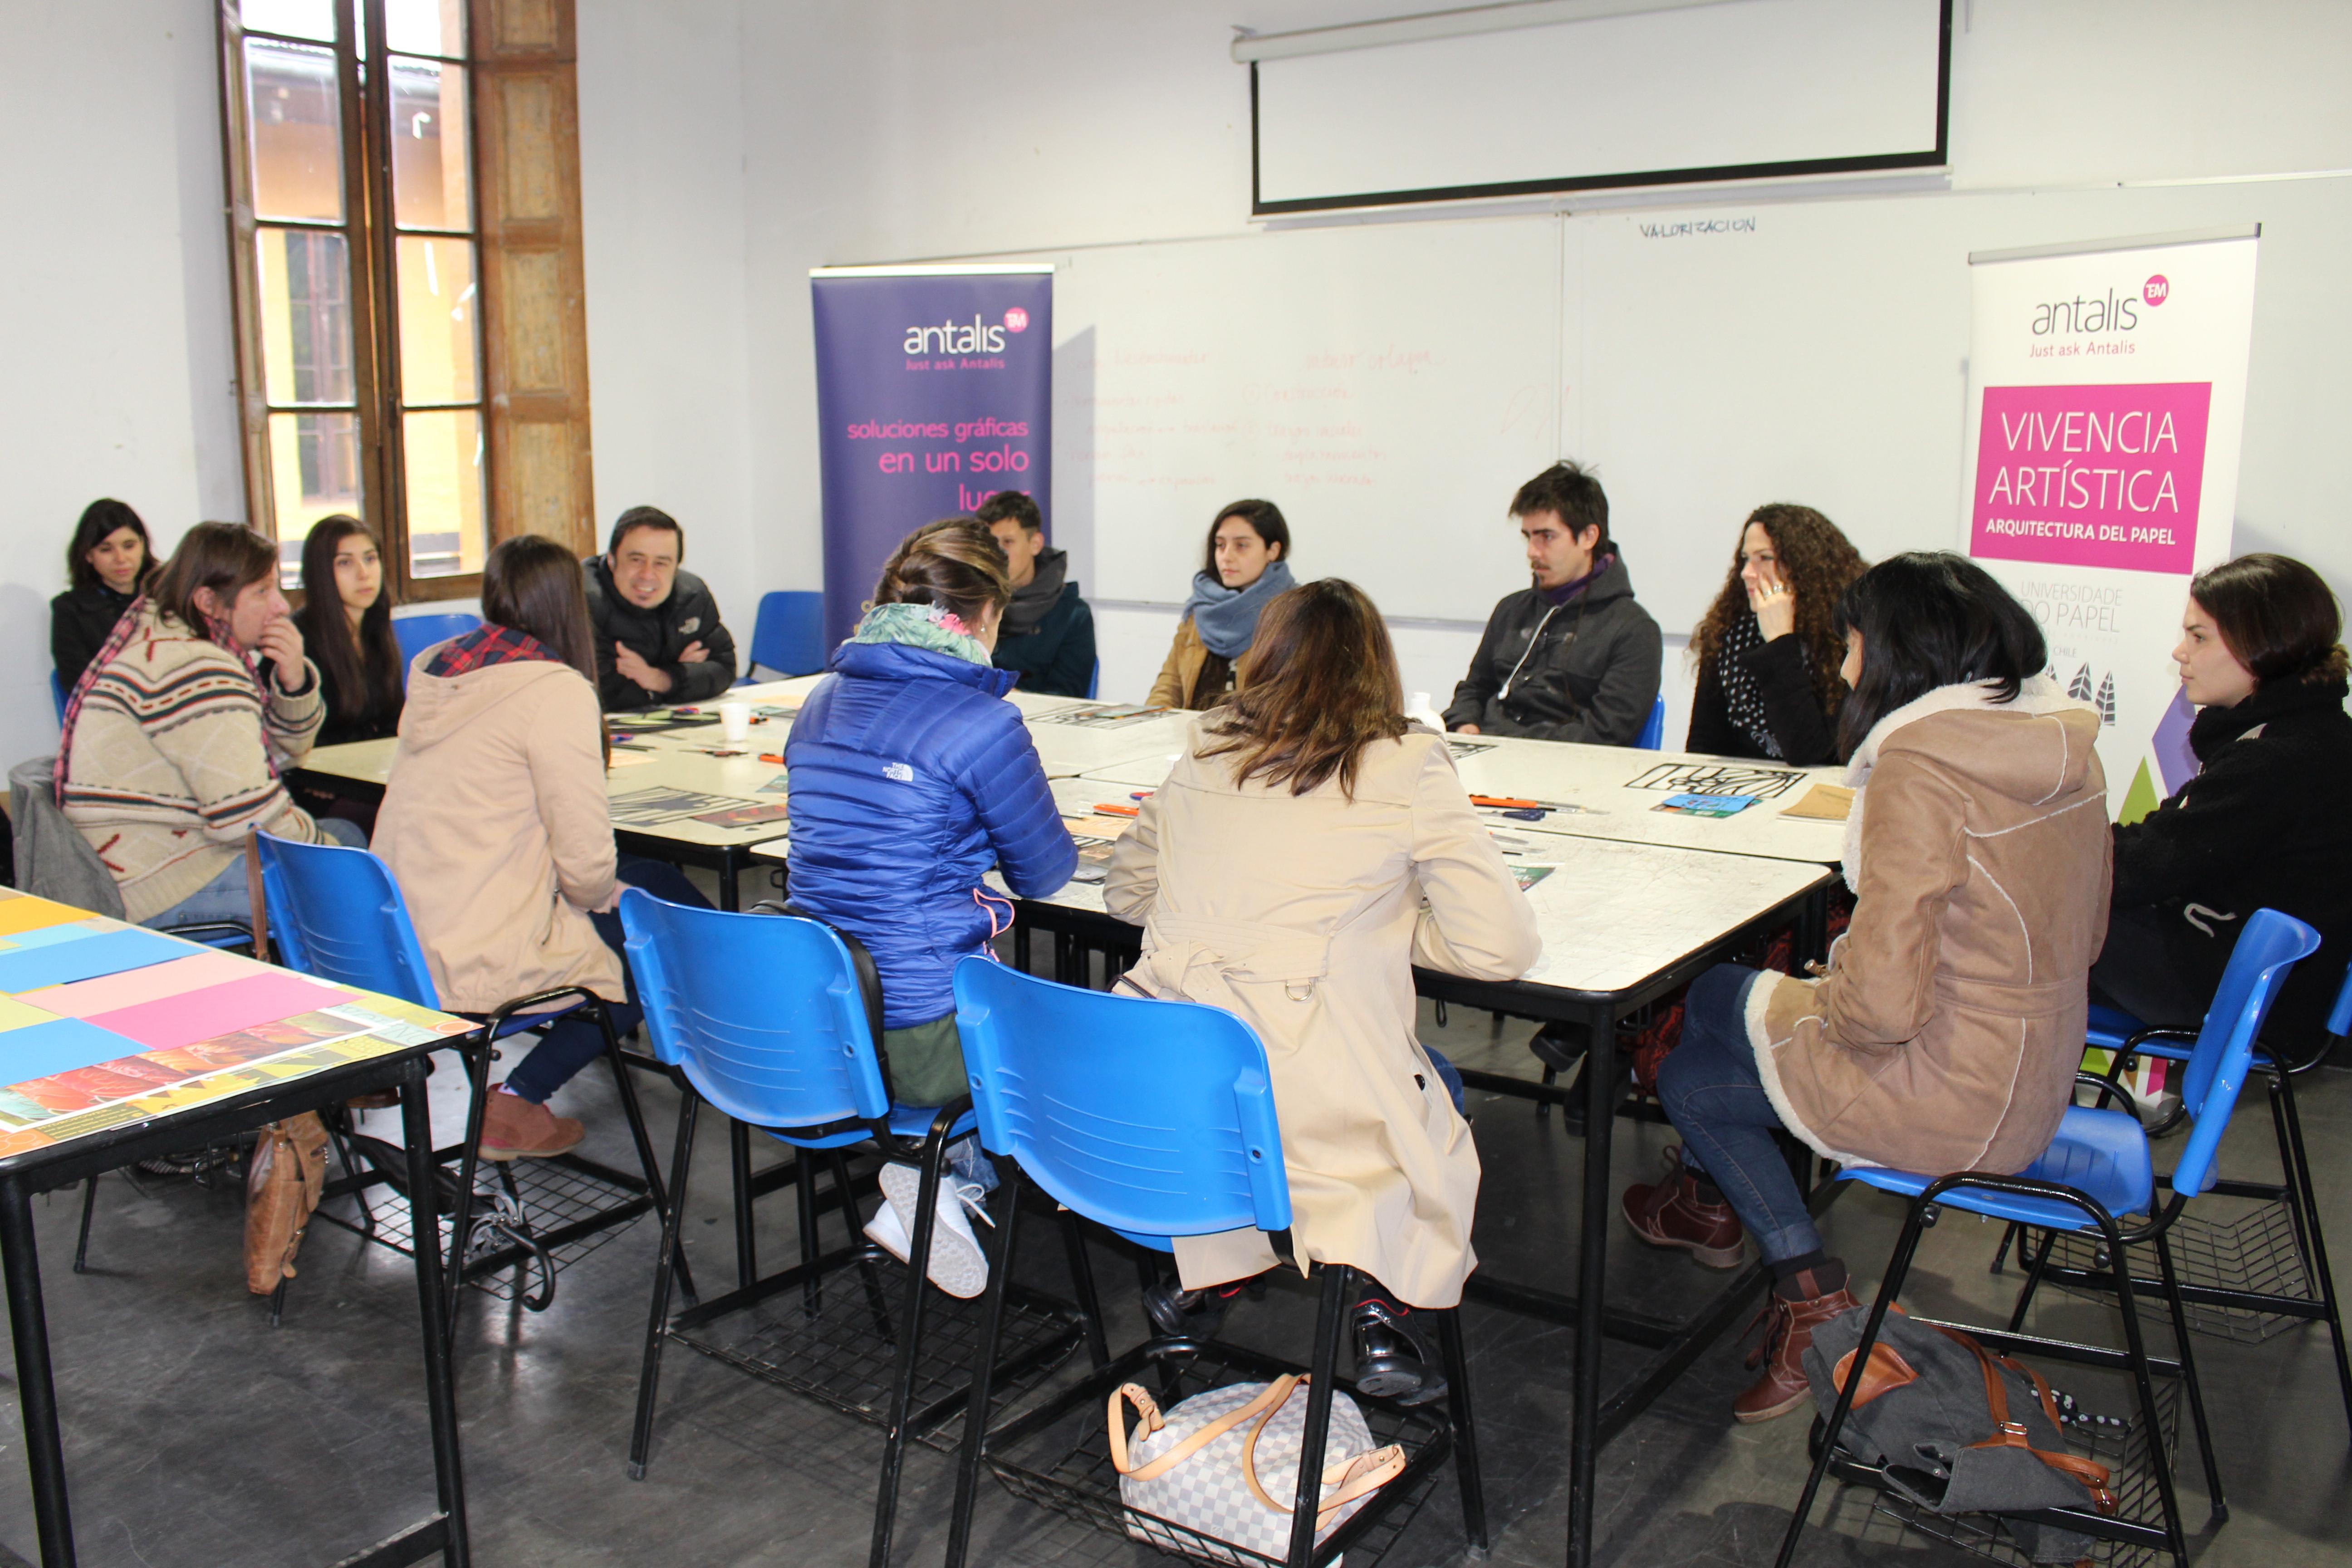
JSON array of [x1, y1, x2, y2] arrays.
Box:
[[1143, 1279, 1235, 1341], [1351, 1298, 1447, 1406]]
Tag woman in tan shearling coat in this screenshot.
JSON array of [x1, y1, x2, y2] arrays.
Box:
[[1107, 578, 1540, 1404], [1622, 554, 2111, 1425]]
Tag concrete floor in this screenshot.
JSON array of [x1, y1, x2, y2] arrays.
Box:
[[1, 973, 2347, 1568]]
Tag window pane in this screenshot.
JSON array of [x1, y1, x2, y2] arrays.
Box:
[[403, 410, 486, 578], [266, 412, 362, 560], [386, 0, 467, 58], [395, 236, 480, 403], [390, 59, 472, 230], [256, 229, 357, 407], [245, 38, 343, 222], [241, 0, 333, 43]]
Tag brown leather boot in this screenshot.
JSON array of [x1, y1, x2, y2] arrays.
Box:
[[481, 1088, 585, 1161], [1733, 1264, 1858, 1423], [1620, 1147, 1745, 1269]]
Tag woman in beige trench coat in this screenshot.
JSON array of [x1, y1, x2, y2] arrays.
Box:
[[1105, 578, 1541, 1403]]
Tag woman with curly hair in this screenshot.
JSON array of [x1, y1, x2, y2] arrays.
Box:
[[1685, 504, 1868, 764]]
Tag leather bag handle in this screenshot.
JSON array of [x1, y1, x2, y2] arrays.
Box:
[[1946, 1328, 2117, 1514], [1110, 1377, 1297, 1483], [1234, 1377, 1405, 1521]]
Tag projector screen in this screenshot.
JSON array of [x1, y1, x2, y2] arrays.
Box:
[[1251, 0, 1950, 214]]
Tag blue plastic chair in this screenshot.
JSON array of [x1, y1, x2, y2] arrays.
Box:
[[1635, 693, 1665, 750], [49, 671, 68, 725], [391, 612, 481, 683], [2061, 957, 2352, 1441], [941, 957, 1484, 1568], [252, 833, 671, 1333], [1779, 908, 2323, 1568], [618, 893, 1085, 1567], [1086, 658, 1100, 700], [739, 591, 827, 680]]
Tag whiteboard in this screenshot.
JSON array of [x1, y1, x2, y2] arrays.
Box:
[[1049, 218, 1565, 621], [1042, 175, 2352, 633]]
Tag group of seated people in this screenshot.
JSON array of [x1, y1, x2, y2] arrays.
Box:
[[37, 466, 2350, 1422]]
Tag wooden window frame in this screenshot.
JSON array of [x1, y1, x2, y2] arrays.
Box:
[[218, 0, 593, 604]]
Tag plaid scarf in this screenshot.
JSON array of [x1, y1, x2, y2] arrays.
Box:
[[54, 598, 274, 803], [422, 623, 566, 679]]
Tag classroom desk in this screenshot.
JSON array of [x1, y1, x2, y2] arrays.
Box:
[[1084, 733, 1850, 867], [0, 891, 476, 1567], [753, 828, 1831, 1568]]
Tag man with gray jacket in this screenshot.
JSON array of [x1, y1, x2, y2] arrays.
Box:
[[1445, 461, 1662, 745]]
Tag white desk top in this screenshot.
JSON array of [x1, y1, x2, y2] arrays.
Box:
[[1082, 733, 1847, 867]]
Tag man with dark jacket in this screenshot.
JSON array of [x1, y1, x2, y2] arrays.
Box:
[[977, 490, 1096, 698], [581, 506, 739, 711], [1445, 461, 1662, 745]]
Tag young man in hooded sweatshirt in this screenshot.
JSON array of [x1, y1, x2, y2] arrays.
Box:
[[1445, 461, 1662, 745], [977, 490, 1096, 699]]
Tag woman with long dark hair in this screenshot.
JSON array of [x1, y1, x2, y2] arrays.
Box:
[[52, 498, 159, 691], [1147, 499, 1294, 710], [1107, 578, 1540, 1401], [293, 514, 404, 745], [1621, 552, 2110, 1425], [375, 534, 709, 1160], [2095, 553, 2351, 1055], [1685, 503, 1868, 763]]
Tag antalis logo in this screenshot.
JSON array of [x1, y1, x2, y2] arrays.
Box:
[[2032, 287, 2143, 337], [905, 316, 1006, 355]]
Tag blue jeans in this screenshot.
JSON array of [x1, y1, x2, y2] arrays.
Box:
[[501, 857, 711, 1103], [141, 818, 369, 931], [1654, 964, 1824, 1264]]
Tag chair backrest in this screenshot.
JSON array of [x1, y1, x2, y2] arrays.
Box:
[[2329, 960, 2352, 1041], [253, 834, 440, 1005], [49, 671, 68, 725], [1636, 694, 1665, 750], [392, 612, 482, 671], [2171, 907, 2321, 1197], [951, 956, 1291, 1239], [1087, 659, 1100, 700], [618, 890, 892, 1129], [748, 591, 827, 678]]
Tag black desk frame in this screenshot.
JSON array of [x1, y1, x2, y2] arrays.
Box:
[[1005, 869, 1835, 1568], [0, 1048, 466, 1568]]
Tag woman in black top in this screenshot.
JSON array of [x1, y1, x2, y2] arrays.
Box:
[[293, 514, 405, 746], [2094, 554, 2352, 1058], [1684, 504, 1868, 765], [51, 499, 157, 692]]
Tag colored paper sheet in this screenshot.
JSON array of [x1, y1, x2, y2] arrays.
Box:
[[0, 1018, 152, 1085], [23, 950, 263, 1018], [0, 996, 62, 1034], [0, 896, 92, 938], [0, 928, 195, 995], [87, 972, 356, 1052], [0, 918, 118, 952]]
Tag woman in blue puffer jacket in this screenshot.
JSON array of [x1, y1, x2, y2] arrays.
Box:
[[784, 519, 1077, 1113]]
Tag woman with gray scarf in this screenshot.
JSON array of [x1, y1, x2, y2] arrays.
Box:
[[1147, 499, 1295, 710]]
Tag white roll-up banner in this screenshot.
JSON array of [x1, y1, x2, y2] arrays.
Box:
[[1961, 227, 2260, 821]]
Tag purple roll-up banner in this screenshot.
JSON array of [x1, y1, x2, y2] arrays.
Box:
[[810, 265, 1054, 650]]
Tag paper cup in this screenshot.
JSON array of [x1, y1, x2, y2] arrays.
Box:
[[719, 702, 752, 743]]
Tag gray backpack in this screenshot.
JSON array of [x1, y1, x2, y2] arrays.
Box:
[[1803, 1306, 2116, 1564], [7, 755, 127, 918]]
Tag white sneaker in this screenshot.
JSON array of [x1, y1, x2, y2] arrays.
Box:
[[872, 1161, 994, 1299]]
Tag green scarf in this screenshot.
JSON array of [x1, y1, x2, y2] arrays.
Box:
[[853, 602, 990, 666]]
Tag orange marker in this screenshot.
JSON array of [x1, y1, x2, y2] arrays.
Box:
[[1470, 795, 1542, 809], [1093, 803, 1142, 817]]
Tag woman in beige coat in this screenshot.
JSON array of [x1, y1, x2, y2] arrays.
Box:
[[375, 535, 710, 1160], [1622, 553, 2111, 1424], [1106, 578, 1541, 1403]]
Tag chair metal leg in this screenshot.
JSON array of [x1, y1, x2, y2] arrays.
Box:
[[1988, 1219, 2023, 1275], [795, 1140, 824, 1317], [1056, 1208, 1111, 1369], [2154, 1230, 2227, 1524], [2266, 1072, 2314, 1270], [2006, 1226, 2059, 1333], [1534, 1063, 1556, 1122], [833, 1152, 897, 1342], [2099, 1210, 2190, 1568], [1284, 1264, 1352, 1567], [1777, 1198, 1932, 1568], [2274, 1068, 2352, 1443], [628, 1090, 701, 1480], [442, 1033, 497, 1349], [1435, 1306, 1488, 1553], [867, 1130, 956, 1568], [599, 1006, 695, 1306], [72, 1176, 98, 1274], [730, 1118, 758, 1289], [943, 1160, 1029, 1568]]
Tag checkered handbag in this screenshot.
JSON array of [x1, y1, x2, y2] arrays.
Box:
[[1109, 1375, 1406, 1564]]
